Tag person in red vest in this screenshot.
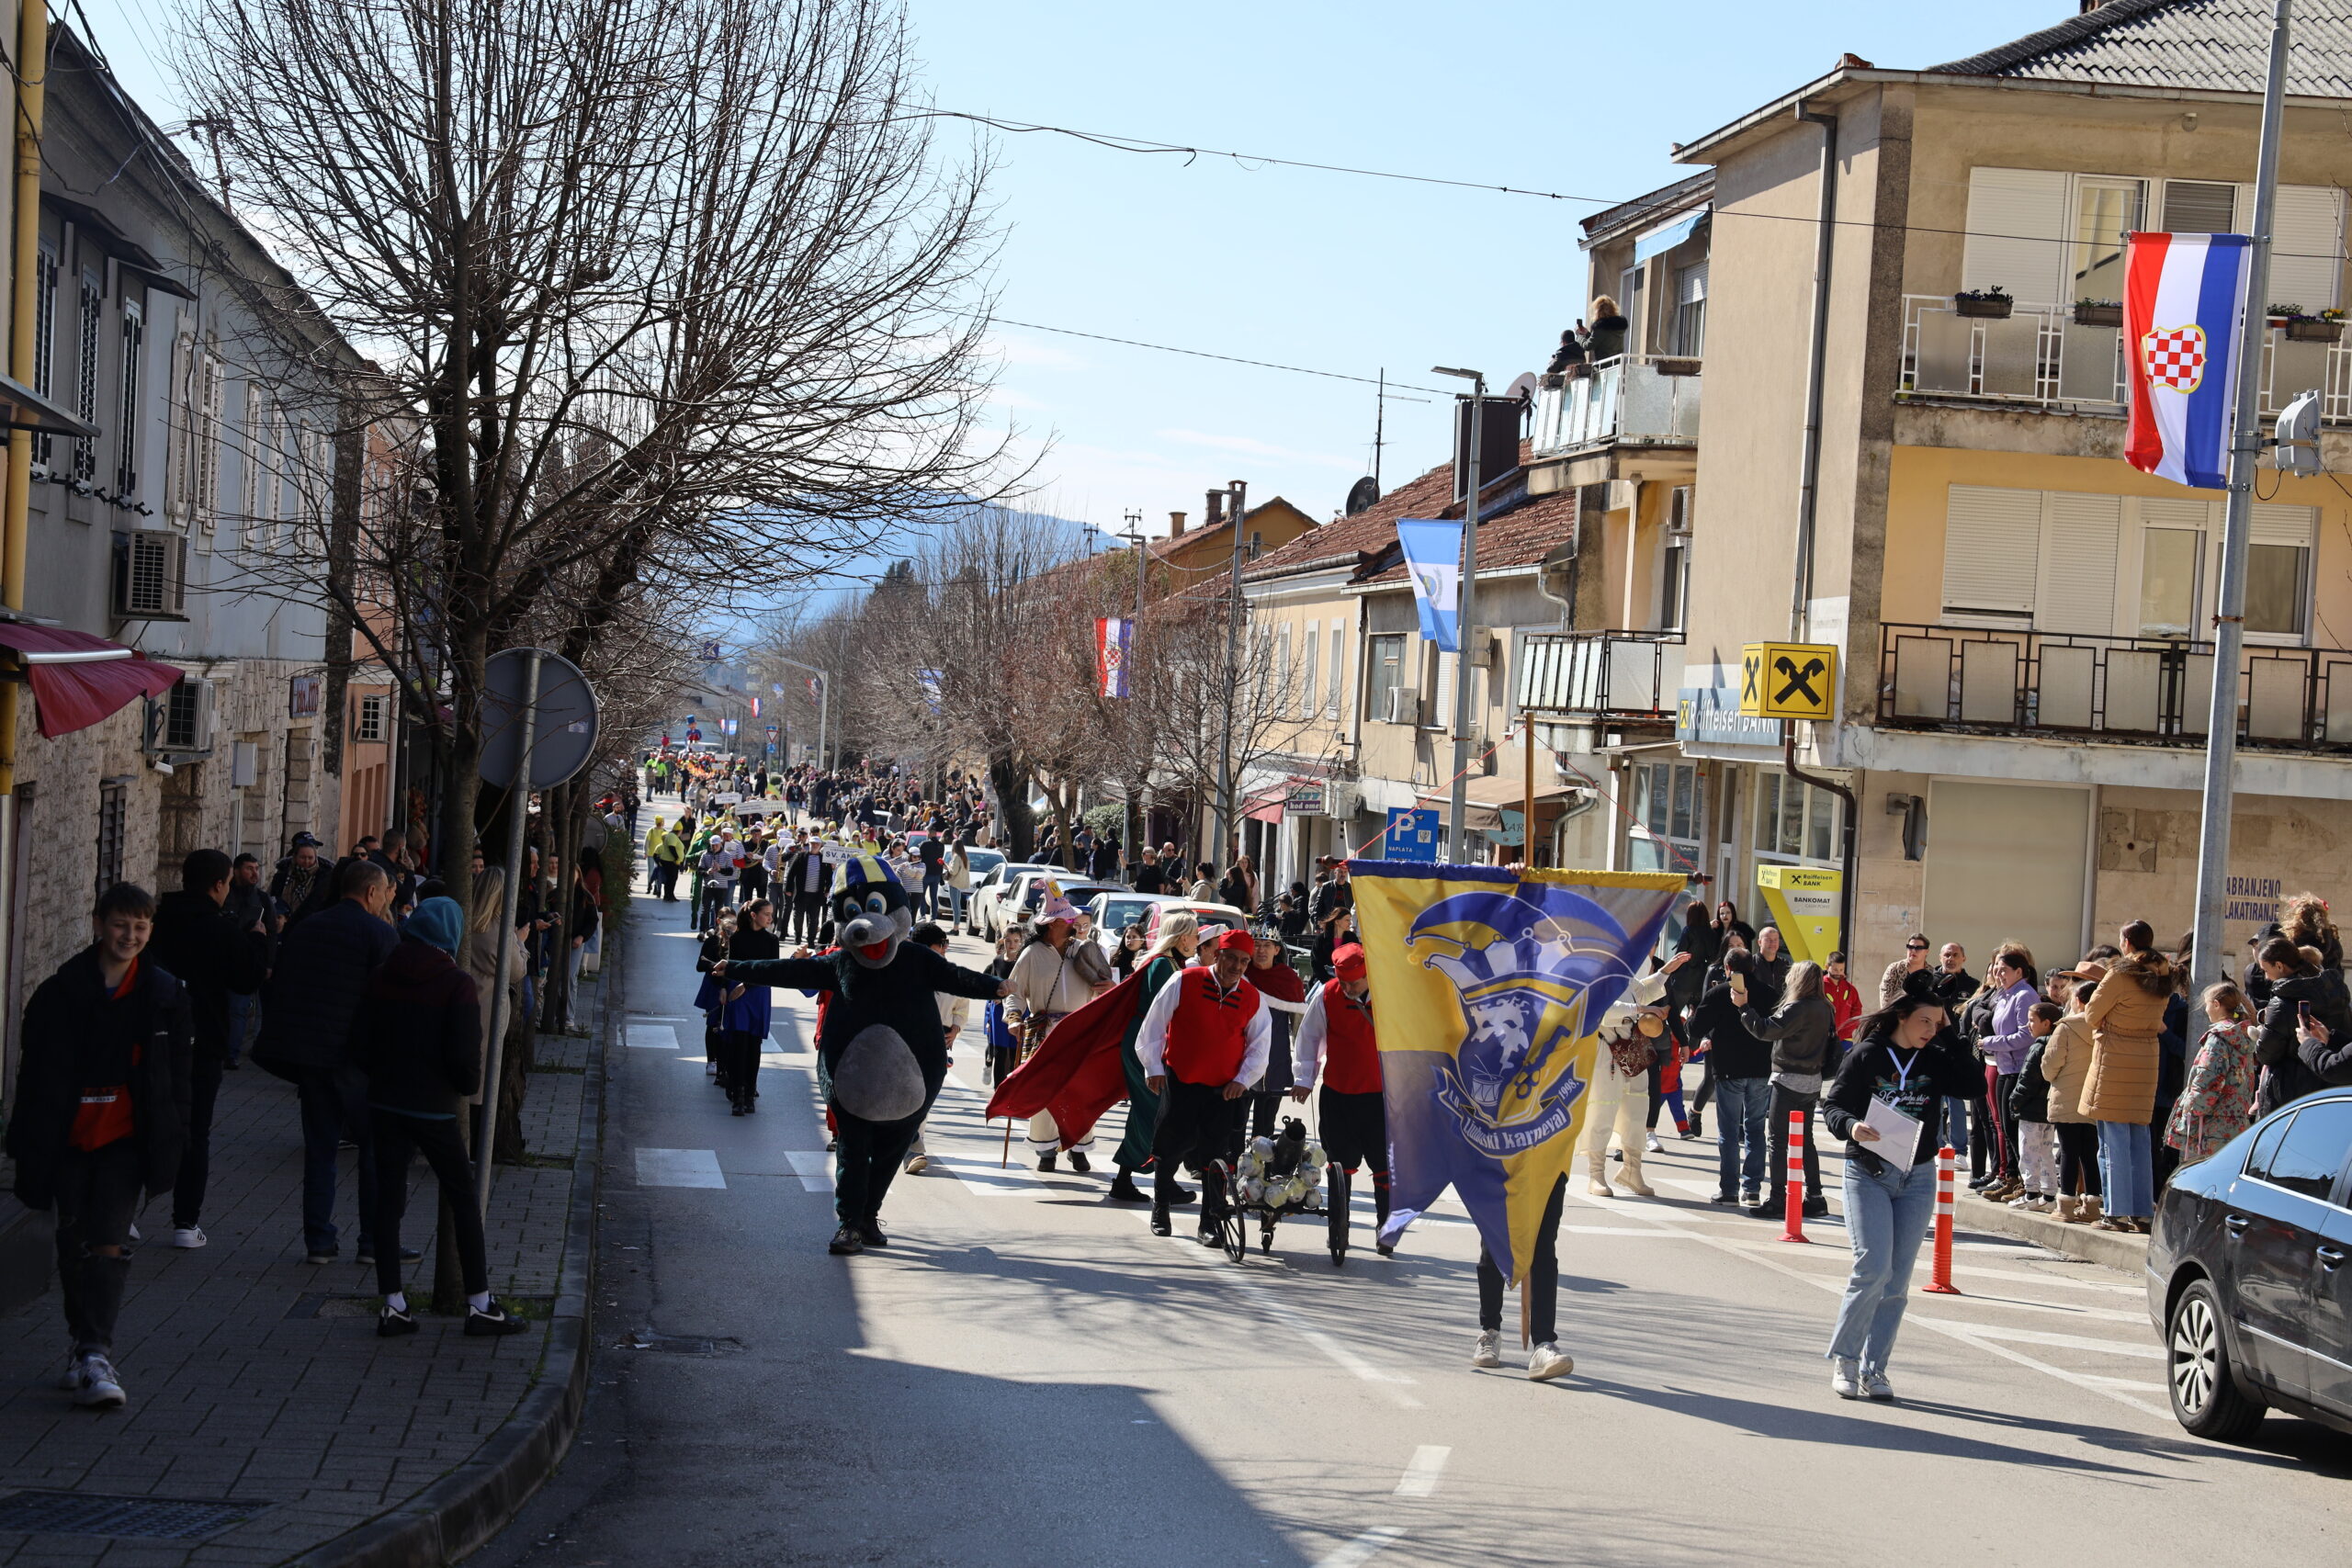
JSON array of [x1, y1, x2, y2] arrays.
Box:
[[1289, 941, 1390, 1257], [1137, 927, 1272, 1242]]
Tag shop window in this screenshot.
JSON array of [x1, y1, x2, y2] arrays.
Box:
[[1757, 772, 1839, 864], [1631, 761, 1702, 875]]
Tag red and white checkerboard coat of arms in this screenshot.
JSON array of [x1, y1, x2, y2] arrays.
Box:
[[2140, 324, 2207, 393]]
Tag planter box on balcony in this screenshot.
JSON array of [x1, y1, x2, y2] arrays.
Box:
[[1954, 295, 2014, 320], [2072, 303, 2123, 327], [2286, 318, 2345, 343], [1654, 356, 1702, 378]]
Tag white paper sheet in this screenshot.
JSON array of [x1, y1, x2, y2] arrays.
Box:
[[1861, 1097, 1923, 1172]]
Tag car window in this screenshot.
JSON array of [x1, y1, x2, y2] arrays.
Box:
[[2258, 1100, 2352, 1204], [2243, 1113, 2293, 1182]]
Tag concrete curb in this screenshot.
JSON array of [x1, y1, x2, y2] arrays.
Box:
[[290, 916, 618, 1568], [1957, 1189, 2149, 1273]]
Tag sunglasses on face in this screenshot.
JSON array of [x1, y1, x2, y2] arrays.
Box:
[[1906, 943, 1928, 952]]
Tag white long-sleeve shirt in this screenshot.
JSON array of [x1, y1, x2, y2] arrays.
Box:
[[1136, 968, 1272, 1089], [1292, 983, 1370, 1089]]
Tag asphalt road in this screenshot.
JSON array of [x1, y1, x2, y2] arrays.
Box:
[[474, 818, 2352, 1568]]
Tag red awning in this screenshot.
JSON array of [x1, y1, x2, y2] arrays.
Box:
[[0, 622, 184, 739]]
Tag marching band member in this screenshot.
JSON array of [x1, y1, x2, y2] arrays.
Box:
[[1138, 929, 1272, 1242], [1288, 942, 1390, 1257]]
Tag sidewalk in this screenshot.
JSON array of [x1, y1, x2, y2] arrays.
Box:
[[0, 929, 616, 1567]]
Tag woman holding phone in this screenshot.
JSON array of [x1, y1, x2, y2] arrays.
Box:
[[1817, 992, 1983, 1400]]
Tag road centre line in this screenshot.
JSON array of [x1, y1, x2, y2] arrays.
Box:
[[1394, 1445, 1449, 1497], [1314, 1526, 1406, 1568]]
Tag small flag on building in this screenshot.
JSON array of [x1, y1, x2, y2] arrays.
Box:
[[807, 674, 823, 702], [919, 669, 944, 716], [1096, 617, 1135, 698], [749, 695, 762, 717], [2124, 231, 2252, 491], [1396, 519, 1464, 652]]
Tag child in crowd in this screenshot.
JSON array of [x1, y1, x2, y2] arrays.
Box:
[[2167, 983, 2260, 1165], [2004, 1001, 2065, 1213]]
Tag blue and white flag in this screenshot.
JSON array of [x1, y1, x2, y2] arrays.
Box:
[[1396, 518, 1463, 652], [2125, 231, 2252, 491]]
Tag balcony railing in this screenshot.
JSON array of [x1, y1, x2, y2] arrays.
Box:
[[1897, 295, 2352, 419], [1518, 630, 1684, 720], [1879, 622, 2352, 750], [1530, 355, 1702, 457]]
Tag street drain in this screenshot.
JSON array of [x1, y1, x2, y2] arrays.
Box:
[[0, 1490, 272, 1540], [624, 1331, 741, 1356]]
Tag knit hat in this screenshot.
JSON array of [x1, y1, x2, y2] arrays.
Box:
[[406, 896, 464, 956], [1332, 942, 1367, 981]]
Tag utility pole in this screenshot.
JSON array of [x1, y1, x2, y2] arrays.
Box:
[[1433, 367, 1487, 861], [1215, 479, 1247, 866], [2193, 0, 2293, 986]]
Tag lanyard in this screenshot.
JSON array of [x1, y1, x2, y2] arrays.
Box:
[[1888, 1046, 1921, 1093]]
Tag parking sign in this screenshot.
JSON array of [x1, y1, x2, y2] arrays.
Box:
[[1384, 807, 1442, 861]]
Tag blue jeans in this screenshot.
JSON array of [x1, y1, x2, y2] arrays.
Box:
[[295, 1066, 377, 1254], [1714, 1077, 1771, 1198], [1827, 1156, 1939, 1369], [923, 871, 944, 918], [2098, 1119, 2155, 1217], [223, 991, 258, 1066], [1942, 1097, 1971, 1158]]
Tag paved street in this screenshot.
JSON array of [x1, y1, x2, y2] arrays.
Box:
[[474, 848, 2352, 1568]]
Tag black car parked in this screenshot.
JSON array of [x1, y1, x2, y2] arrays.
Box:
[[2148, 1089, 2352, 1441]]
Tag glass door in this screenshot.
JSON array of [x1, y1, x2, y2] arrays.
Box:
[[2138, 527, 2202, 637]]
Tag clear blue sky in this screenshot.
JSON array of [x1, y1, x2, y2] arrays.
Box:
[[87, 0, 2071, 543]]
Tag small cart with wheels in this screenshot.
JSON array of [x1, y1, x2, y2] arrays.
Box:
[[1201, 1119, 1331, 1264]]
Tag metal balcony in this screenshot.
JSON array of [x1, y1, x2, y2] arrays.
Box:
[[1530, 355, 1702, 456], [1517, 630, 1683, 720], [1879, 622, 2352, 750]]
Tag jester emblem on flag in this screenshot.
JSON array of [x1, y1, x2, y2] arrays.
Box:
[[2140, 323, 2207, 393]]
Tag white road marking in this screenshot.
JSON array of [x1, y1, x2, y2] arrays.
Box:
[[626, 1024, 682, 1050], [1226, 1275, 1417, 1389], [635, 1148, 726, 1189], [934, 1156, 1038, 1196], [1912, 1319, 2164, 1359], [1394, 1445, 1449, 1497], [627, 1014, 690, 1021], [785, 1150, 833, 1191], [1315, 1527, 1405, 1568]]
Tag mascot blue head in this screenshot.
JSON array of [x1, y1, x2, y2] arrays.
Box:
[[831, 854, 912, 969]]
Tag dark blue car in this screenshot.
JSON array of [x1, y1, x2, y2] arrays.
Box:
[[2148, 1089, 2352, 1440]]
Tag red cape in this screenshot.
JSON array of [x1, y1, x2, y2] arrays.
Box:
[[984, 969, 1145, 1148]]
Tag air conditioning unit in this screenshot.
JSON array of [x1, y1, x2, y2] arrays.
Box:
[[1384, 686, 1420, 726], [114, 529, 189, 620], [1668, 485, 1695, 537], [152, 677, 216, 756]]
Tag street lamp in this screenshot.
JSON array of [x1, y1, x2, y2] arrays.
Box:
[[1431, 365, 1487, 863]]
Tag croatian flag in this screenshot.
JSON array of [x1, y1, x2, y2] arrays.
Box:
[[1095, 616, 1134, 698], [2125, 231, 2252, 490], [806, 675, 822, 703], [749, 695, 762, 717]]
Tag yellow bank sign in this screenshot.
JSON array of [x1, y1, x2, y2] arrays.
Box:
[[1755, 864, 1841, 964], [1738, 642, 1838, 722]]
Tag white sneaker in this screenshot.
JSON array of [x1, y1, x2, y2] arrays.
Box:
[[1831, 1357, 1861, 1399], [1861, 1367, 1894, 1401], [172, 1226, 208, 1249], [72, 1354, 126, 1409], [1645, 1134, 1664, 1154], [1470, 1330, 1502, 1369], [1527, 1342, 1574, 1382]]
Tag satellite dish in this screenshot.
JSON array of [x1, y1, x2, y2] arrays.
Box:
[[1344, 476, 1382, 515], [1504, 371, 1544, 403]]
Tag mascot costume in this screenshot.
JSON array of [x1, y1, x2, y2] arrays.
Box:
[[714, 854, 1005, 1255]]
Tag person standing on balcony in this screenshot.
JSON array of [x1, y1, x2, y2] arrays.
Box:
[[1579, 297, 1630, 363]]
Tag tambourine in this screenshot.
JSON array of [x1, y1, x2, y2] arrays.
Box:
[[1634, 1013, 1668, 1039]]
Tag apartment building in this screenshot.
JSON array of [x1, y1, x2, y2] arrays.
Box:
[[1548, 0, 2352, 974]]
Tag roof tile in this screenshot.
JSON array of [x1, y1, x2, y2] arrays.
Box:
[[1931, 0, 2352, 96]]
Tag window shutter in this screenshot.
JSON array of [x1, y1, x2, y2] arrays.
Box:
[[2140, 496, 2211, 531], [1327, 626, 1345, 718], [2163, 180, 2240, 233], [1962, 167, 2068, 304], [2269, 185, 2344, 311], [1435, 649, 1456, 729], [1942, 485, 2042, 617], [2037, 491, 2120, 635], [2251, 502, 2317, 547]]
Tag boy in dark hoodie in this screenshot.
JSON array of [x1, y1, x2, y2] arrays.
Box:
[[149, 849, 269, 1250], [361, 896, 526, 1337]]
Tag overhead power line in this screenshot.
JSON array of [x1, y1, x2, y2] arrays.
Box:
[[991, 317, 1440, 397]]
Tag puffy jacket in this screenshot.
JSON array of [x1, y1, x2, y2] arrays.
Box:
[[252, 897, 399, 1074], [1690, 980, 1772, 1078], [357, 937, 482, 1118], [2081, 952, 2177, 1122], [2040, 1014, 2096, 1124], [1740, 993, 1838, 1078], [2258, 967, 2352, 1115], [148, 889, 269, 1063], [6, 949, 194, 1208], [2009, 1037, 2054, 1122]]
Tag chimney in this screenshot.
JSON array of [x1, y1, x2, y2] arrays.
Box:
[[1167, 510, 1186, 537], [1204, 490, 1226, 527]]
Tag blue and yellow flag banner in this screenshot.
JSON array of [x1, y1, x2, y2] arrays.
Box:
[[1351, 861, 1683, 1284]]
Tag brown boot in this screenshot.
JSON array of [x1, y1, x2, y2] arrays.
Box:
[[1585, 1151, 1614, 1198], [1617, 1150, 1656, 1198]]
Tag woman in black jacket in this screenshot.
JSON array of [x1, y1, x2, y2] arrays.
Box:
[[2254, 935, 2352, 1113], [718, 900, 783, 1113], [1737, 961, 1838, 1219], [1820, 993, 1982, 1400]]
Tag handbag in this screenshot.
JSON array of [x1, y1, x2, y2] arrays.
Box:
[[1607, 1030, 1659, 1077]]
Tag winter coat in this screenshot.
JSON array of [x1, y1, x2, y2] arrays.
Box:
[[2172, 1020, 2259, 1162], [5, 948, 195, 1208], [2081, 952, 2177, 1122], [1740, 993, 1838, 1080], [465, 925, 526, 1009], [1820, 1029, 1983, 1178], [1581, 312, 1630, 363], [252, 897, 400, 1075], [147, 888, 268, 1063], [357, 937, 483, 1119], [1982, 979, 2043, 1076], [2009, 1036, 2054, 1122], [2039, 1014, 2096, 1124], [1690, 979, 1772, 1079], [2258, 967, 2352, 1114]]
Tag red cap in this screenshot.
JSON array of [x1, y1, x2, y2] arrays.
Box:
[[1333, 942, 1367, 981], [1216, 927, 1257, 953]]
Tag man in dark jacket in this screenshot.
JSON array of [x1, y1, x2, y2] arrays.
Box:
[[150, 849, 269, 1250], [782, 841, 829, 945], [4, 883, 194, 1408], [361, 896, 527, 1338], [1691, 950, 1775, 1205], [253, 858, 400, 1263], [225, 852, 275, 1066]]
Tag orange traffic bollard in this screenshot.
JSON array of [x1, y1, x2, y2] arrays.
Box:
[[1922, 1143, 1962, 1294], [1780, 1109, 1809, 1244]]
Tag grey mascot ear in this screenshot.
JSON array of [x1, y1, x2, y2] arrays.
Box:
[[832, 1025, 927, 1121]]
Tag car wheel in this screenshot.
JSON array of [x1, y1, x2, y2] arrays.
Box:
[[2167, 1278, 2265, 1442]]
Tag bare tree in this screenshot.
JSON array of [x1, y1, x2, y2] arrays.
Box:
[[182, 0, 1012, 866]]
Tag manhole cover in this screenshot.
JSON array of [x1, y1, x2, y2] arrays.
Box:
[[623, 1331, 741, 1356], [0, 1491, 271, 1540]]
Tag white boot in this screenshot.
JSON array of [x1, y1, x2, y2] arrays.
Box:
[[1585, 1151, 1614, 1198], [1617, 1149, 1656, 1198]]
